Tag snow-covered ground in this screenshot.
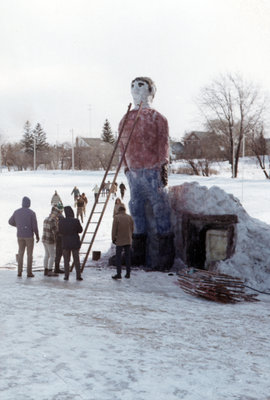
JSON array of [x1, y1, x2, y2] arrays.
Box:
[[1, 163, 270, 399]]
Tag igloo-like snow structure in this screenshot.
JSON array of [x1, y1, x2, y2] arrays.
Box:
[[169, 182, 270, 291]]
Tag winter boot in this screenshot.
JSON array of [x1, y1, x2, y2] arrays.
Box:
[[47, 270, 59, 277], [44, 268, 49, 276], [147, 232, 175, 271], [125, 273, 130, 279], [112, 273, 122, 280], [54, 266, 65, 274], [131, 233, 147, 266], [17, 263, 23, 277]]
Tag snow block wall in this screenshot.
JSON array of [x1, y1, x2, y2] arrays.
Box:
[[169, 182, 270, 291]]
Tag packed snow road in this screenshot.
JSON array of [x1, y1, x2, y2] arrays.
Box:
[[0, 268, 270, 400]]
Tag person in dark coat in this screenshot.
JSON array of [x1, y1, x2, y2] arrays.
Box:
[[8, 196, 39, 277], [58, 206, 83, 281], [119, 182, 126, 199], [54, 203, 65, 274]]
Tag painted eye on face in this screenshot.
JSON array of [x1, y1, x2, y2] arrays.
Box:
[[138, 82, 144, 87]]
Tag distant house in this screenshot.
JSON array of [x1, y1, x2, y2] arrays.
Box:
[[75, 136, 119, 169], [76, 137, 107, 148], [265, 138, 270, 154], [75, 136, 117, 153], [170, 139, 184, 160], [183, 131, 224, 159]]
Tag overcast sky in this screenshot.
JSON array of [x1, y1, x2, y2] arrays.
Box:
[[1, 0, 270, 144]]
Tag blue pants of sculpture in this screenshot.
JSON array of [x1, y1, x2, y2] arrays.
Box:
[[126, 168, 171, 235]]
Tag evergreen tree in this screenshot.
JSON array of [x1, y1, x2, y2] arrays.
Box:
[[21, 121, 34, 154], [32, 123, 48, 151], [101, 119, 115, 144]]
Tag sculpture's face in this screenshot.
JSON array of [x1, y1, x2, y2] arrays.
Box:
[[131, 79, 152, 107]]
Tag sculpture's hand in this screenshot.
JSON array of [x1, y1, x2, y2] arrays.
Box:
[[161, 163, 168, 186]]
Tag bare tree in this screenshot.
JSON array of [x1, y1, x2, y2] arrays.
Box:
[[2, 142, 32, 170], [54, 143, 72, 170], [197, 73, 267, 177], [248, 125, 270, 179]]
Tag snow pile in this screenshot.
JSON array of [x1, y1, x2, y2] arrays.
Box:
[[169, 182, 270, 290], [1, 170, 270, 399]]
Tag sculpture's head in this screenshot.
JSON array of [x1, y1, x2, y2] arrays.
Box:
[[131, 77, 156, 108]]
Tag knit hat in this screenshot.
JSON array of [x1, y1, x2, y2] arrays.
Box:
[[51, 206, 62, 216], [56, 202, 64, 210]]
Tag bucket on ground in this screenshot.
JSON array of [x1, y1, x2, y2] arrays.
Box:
[[92, 251, 101, 261]]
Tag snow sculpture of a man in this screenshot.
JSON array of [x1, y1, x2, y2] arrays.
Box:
[[119, 77, 175, 270]]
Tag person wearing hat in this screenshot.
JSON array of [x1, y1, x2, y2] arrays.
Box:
[[111, 204, 134, 280], [42, 206, 62, 277]]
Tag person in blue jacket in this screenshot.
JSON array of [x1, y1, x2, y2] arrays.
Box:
[[8, 196, 39, 277]]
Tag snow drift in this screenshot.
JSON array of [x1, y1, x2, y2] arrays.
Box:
[[169, 182, 270, 291]]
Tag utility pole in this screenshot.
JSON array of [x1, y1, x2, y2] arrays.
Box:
[[56, 124, 60, 143], [71, 129, 75, 171], [0, 143, 2, 173], [232, 126, 235, 179], [241, 132, 246, 202], [88, 104, 91, 137], [33, 137, 36, 171]]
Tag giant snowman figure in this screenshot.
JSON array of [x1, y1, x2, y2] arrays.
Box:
[[119, 77, 175, 270]]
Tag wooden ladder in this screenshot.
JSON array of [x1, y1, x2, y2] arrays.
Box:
[[72, 102, 142, 272]]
